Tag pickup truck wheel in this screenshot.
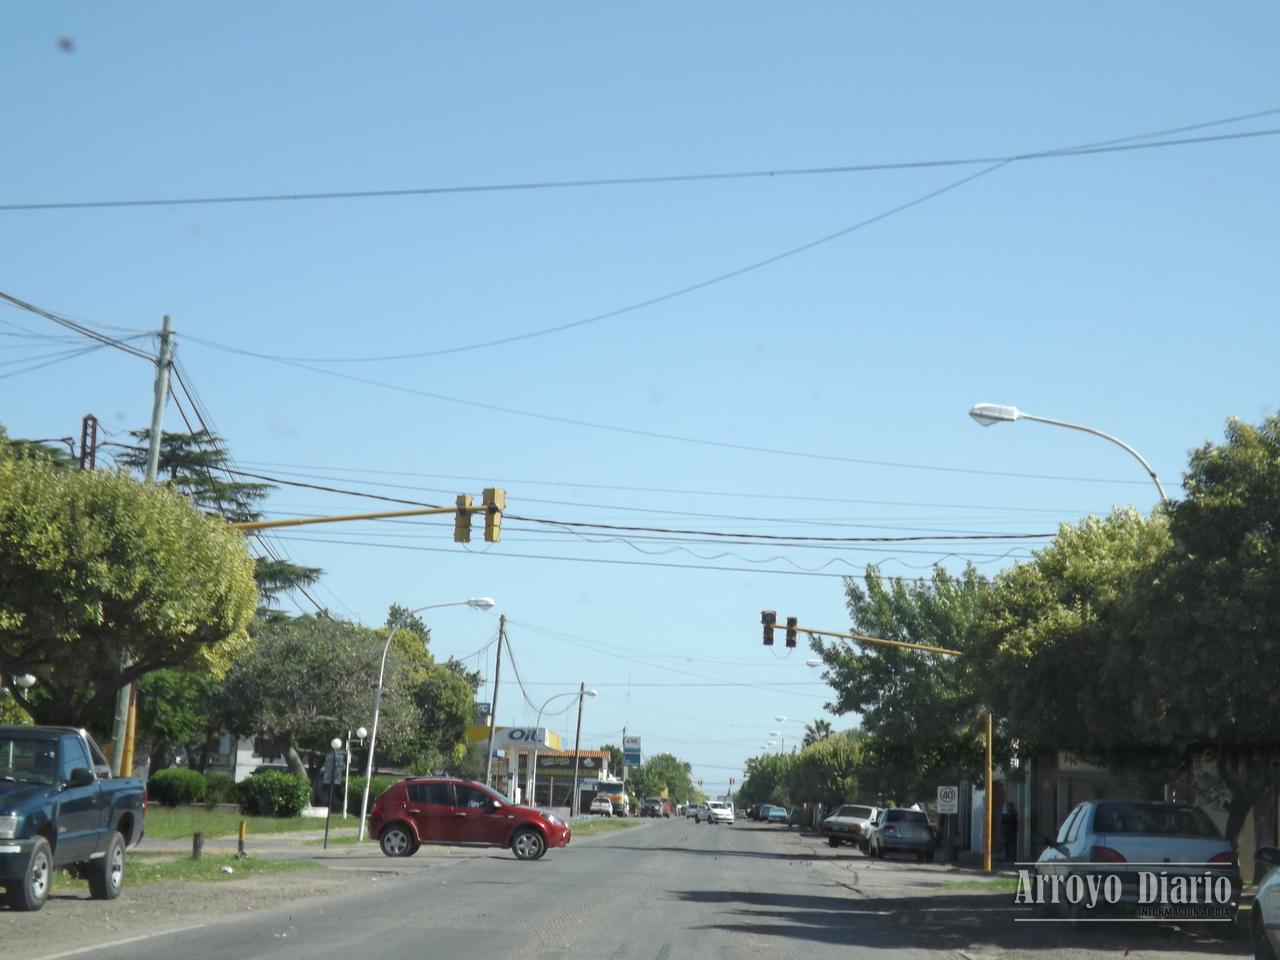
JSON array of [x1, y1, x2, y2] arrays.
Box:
[[88, 832, 126, 900], [5, 836, 52, 911], [511, 828, 546, 861]]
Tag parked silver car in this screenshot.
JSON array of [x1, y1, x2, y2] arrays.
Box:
[[1252, 846, 1280, 959], [866, 808, 935, 861], [821, 803, 881, 851], [1035, 800, 1240, 922]]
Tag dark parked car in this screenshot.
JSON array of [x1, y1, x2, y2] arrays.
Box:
[[866, 808, 935, 862], [0, 726, 146, 911], [369, 776, 571, 861], [762, 804, 789, 824]]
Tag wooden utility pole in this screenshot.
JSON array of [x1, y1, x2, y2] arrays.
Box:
[[570, 682, 586, 817]]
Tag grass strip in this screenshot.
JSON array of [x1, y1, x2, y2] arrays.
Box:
[[59, 855, 318, 889], [144, 808, 329, 840]]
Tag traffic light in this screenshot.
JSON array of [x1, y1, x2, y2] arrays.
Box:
[[785, 616, 798, 648], [729, 777, 735, 786], [482, 487, 505, 543], [762, 610, 776, 646], [454, 494, 473, 543]]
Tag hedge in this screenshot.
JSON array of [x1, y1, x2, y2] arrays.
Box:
[[237, 769, 312, 817], [346, 776, 396, 815], [148, 767, 208, 807]]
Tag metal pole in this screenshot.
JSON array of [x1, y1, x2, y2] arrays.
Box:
[[357, 624, 399, 842], [342, 731, 351, 820], [483, 616, 505, 789], [984, 712, 993, 872], [570, 682, 586, 817], [1017, 412, 1169, 503], [111, 315, 172, 775], [323, 777, 336, 849]]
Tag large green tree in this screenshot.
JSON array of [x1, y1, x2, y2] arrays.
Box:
[[0, 452, 258, 726], [629, 753, 696, 805], [114, 428, 321, 607], [812, 564, 991, 798], [787, 730, 866, 807], [738, 752, 797, 807], [1140, 416, 1280, 841]]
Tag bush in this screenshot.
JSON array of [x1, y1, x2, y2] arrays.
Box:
[[203, 772, 238, 805], [237, 770, 311, 817], [148, 767, 208, 807], [346, 776, 396, 815]]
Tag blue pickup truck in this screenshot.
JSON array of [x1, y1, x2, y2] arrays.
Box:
[[0, 725, 146, 911]]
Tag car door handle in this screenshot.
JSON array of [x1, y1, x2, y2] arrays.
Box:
[[454, 812, 468, 817], [407, 809, 421, 814]]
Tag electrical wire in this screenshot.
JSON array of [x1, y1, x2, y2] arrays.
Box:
[[174, 112, 1280, 365], [5, 110, 1276, 215], [0, 291, 154, 361], [0, 344, 109, 381]]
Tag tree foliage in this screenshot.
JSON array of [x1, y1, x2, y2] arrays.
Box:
[[788, 731, 866, 807], [803, 718, 833, 747], [628, 753, 696, 805], [0, 453, 259, 726], [738, 752, 797, 807], [812, 564, 990, 798]]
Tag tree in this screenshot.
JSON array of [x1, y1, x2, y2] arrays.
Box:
[[738, 752, 797, 808], [218, 615, 420, 776], [136, 669, 223, 773], [599, 743, 624, 777], [970, 510, 1171, 776], [812, 564, 991, 799], [788, 730, 866, 807], [0, 453, 259, 726], [1140, 416, 1280, 841], [113, 428, 321, 607], [629, 753, 696, 805], [803, 718, 833, 747]]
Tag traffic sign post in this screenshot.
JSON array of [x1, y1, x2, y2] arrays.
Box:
[[937, 785, 960, 864]]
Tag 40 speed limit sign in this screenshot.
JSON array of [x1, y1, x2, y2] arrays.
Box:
[[937, 785, 959, 814]]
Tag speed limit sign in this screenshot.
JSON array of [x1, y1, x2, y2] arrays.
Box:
[[937, 785, 959, 814]]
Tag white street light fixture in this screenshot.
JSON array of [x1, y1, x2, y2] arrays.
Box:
[[15, 674, 36, 690], [358, 598, 497, 842], [330, 737, 342, 751], [968, 402, 1168, 502], [805, 659, 822, 668]]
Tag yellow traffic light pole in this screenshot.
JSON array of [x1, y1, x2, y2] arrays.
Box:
[[764, 616, 993, 872]]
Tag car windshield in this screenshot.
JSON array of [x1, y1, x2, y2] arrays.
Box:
[[1091, 803, 1221, 837], [0, 736, 56, 785], [838, 805, 872, 818], [887, 810, 929, 824]]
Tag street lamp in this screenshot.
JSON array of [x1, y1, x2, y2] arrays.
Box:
[[15, 675, 35, 691], [527, 688, 597, 806], [804, 659, 822, 668], [968, 403, 1168, 503], [770, 730, 785, 754], [357, 597, 497, 842]]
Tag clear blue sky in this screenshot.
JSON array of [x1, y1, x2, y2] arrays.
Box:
[[3, 3, 1278, 794]]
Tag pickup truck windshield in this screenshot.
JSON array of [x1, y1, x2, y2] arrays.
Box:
[[0, 735, 57, 786]]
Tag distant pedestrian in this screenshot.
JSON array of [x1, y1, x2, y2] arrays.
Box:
[[1000, 801, 1018, 862]]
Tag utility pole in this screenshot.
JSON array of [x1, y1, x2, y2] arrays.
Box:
[[570, 682, 586, 817], [110, 315, 172, 776], [78, 414, 98, 470], [482, 615, 505, 789]]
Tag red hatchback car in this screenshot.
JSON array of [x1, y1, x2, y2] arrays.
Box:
[[369, 777, 571, 861]]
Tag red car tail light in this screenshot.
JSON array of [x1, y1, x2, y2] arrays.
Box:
[[1208, 851, 1237, 868], [1088, 845, 1126, 863]]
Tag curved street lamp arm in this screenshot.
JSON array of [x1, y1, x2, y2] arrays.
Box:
[[1017, 412, 1169, 503]]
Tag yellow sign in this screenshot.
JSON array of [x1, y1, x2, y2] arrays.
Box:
[[465, 725, 563, 751]]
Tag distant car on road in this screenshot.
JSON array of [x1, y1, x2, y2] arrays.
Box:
[[703, 800, 734, 825], [686, 803, 702, 819], [866, 808, 935, 862], [369, 776, 571, 861], [821, 804, 881, 851], [1035, 800, 1239, 921], [588, 796, 613, 817], [762, 804, 789, 825]]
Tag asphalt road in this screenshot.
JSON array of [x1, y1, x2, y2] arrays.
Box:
[[53, 819, 937, 960]]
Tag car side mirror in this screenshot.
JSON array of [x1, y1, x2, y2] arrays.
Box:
[[1034, 833, 1065, 854], [492, 799, 504, 810], [66, 767, 95, 788]]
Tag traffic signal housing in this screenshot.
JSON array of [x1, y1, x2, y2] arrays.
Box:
[[785, 616, 798, 648], [482, 487, 505, 543], [761, 610, 776, 646], [454, 494, 473, 543]]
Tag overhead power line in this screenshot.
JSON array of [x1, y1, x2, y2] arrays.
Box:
[[3, 109, 1276, 214], [0, 291, 154, 361]]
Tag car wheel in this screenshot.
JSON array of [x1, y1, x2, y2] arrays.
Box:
[[5, 836, 52, 911], [828, 836, 840, 848], [512, 828, 547, 861], [379, 824, 417, 858], [88, 831, 126, 900], [1254, 908, 1277, 960]]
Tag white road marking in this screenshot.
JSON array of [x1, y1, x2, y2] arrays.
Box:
[[24, 923, 207, 960]]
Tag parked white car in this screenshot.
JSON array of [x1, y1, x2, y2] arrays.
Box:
[[821, 803, 881, 852], [1250, 846, 1280, 958], [588, 796, 613, 817]]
